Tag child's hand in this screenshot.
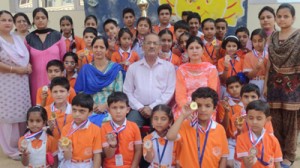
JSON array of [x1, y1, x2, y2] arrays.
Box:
[[181, 103, 194, 119], [58, 138, 72, 151], [244, 155, 256, 168], [47, 120, 56, 131], [41, 91, 48, 100], [220, 100, 230, 112], [108, 37, 117, 51], [78, 52, 87, 60], [94, 104, 107, 113], [106, 133, 117, 147], [224, 55, 231, 68]]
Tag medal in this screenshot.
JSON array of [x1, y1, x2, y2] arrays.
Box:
[[20, 139, 28, 150], [236, 116, 244, 125], [190, 102, 198, 110], [60, 137, 71, 147], [249, 146, 257, 156], [42, 85, 48, 92], [144, 140, 152, 150], [125, 61, 130, 66], [50, 113, 56, 120], [107, 133, 115, 140]]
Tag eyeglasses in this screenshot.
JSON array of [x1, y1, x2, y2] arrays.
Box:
[[64, 61, 76, 66]]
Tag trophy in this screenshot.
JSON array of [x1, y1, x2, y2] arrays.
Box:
[[137, 0, 149, 17]]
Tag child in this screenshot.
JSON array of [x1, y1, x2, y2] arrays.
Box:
[[63, 52, 78, 88], [201, 18, 222, 65], [143, 104, 179, 167], [60, 15, 83, 53], [111, 28, 139, 71], [158, 29, 181, 67], [217, 76, 244, 168], [167, 87, 229, 168], [172, 20, 189, 56], [181, 11, 192, 22], [177, 32, 190, 63], [36, 60, 76, 107], [19, 106, 58, 167], [60, 93, 102, 168], [45, 77, 73, 141], [187, 12, 203, 37], [122, 7, 136, 39], [101, 92, 142, 167], [153, 4, 174, 34], [243, 29, 268, 100], [103, 19, 120, 60], [132, 17, 152, 59], [218, 36, 244, 98], [76, 27, 97, 68], [84, 15, 98, 30], [235, 27, 251, 58], [236, 100, 282, 168], [215, 18, 228, 41]]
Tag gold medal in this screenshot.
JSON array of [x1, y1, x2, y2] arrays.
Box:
[[107, 133, 115, 140], [143, 140, 152, 150], [212, 39, 217, 46], [42, 85, 48, 92], [125, 61, 130, 66], [190, 102, 198, 110], [50, 113, 56, 120], [60, 137, 71, 147], [236, 116, 245, 125], [249, 146, 257, 156], [20, 139, 28, 150]]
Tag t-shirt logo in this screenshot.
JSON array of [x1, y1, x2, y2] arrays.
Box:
[[212, 146, 221, 157]]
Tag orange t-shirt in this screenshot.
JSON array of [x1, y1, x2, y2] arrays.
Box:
[[19, 133, 58, 157], [236, 131, 283, 168], [76, 49, 93, 67], [236, 48, 250, 60], [243, 50, 268, 79], [216, 99, 244, 139], [67, 72, 77, 88], [218, 56, 244, 80], [176, 120, 229, 168], [153, 25, 175, 35], [106, 44, 119, 60], [101, 120, 142, 168], [61, 121, 102, 161], [160, 52, 181, 68], [201, 40, 222, 66], [64, 35, 84, 53], [45, 103, 73, 140], [36, 86, 76, 106], [111, 49, 139, 71]]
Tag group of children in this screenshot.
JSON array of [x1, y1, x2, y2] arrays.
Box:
[[17, 3, 290, 168]]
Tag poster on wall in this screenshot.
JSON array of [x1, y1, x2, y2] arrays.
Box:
[[84, 0, 248, 35]]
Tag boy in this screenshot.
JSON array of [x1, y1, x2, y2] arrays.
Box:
[[60, 93, 102, 168], [187, 12, 203, 37], [101, 92, 142, 167], [172, 20, 189, 56], [235, 27, 251, 58], [217, 76, 243, 168], [122, 7, 136, 38], [45, 77, 73, 141], [215, 18, 228, 41], [103, 19, 120, 60], [153, 4, 174, 34], [36, 60, 76, 107], [167, 87, 229, 168], [236, 100, 282, 168], [181, 11, 192, 22], [76, 27, 98, 67]]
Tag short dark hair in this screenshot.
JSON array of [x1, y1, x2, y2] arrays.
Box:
[[201, 18, 215, 29], [174, 20, 189, 32], [122, 7, 135, 17], [226, 76, 242, 87], [91, 36, 108, 49], [151, 104, 174, 124], [246, 100, 270, 117], [107, 92, 129, 107], [63, 52, 79, 64], [103, 19, 118, 30], [157, 4, 172, 15], [192, 87, 219, 108], [258, 6, 275, 19], [182, 11, 192, 17], [187, 12, 201, 24], [186, 36, 203, 49], [84, 15, 98, 25], [46, 60, 64, 72], [277, 3, 295, 17], [222, 35, 241, 50], [72, 93, 94, 112], [215, 18, 228, 28], [235, 27, 250, 36], [13, 12, 31, 26], [83, 27, 97, 37], [250, 28, 267, 41], [49, 77, 70, 91], [240, 83, 260, 98]]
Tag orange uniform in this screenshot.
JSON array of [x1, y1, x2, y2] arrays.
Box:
[[36, 86, 76, 106], [218, 56, 244, 80], [63, 35, 84, 53], [236, 48, 251, 59], [159, 51, 181, 68], [101, 120, 142, 168], [61, 121, 102, 161], [243, 50, 268, 79], [236, 130, 283, 168], [176, 120, 229, 168], [216, 98, 244, 138], [201, 39, 222, 66], [111, 48, 139, 71], [153, 24, 174, 35], [76, 49, 93, 67], [66, 72, 77, 88], [45, 103, 73, 140]]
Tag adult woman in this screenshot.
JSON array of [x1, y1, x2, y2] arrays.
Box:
[[13, 12, 31, 39], [258, 6, 276, 45], [26, 7, 66, 104], [75, 36, 123, 113], [264, 3, 300, 167], [0, 10, 31, 160], [174, 36, 220, 119]]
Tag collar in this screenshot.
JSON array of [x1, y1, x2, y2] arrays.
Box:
[[26, 130, 47, 141], [119, 47, 131, 54], [229, 55, 240, 61], [227, 98, 244, 107], [139, 57, 163, 66], [62, 34, 73, 41], [72, 120, 91, 129], [202, 37, 216, 45], [158, 23, 171, 29], [64, 70, 78, 79], [251, 128, 266, 141], [50, 102, 72, 114], [111, 119, 127, 128], [191, 119, 217, 130], [151, 131, 167, 140]]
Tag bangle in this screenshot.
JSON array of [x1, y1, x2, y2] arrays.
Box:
[[10, 66, 12, 73]]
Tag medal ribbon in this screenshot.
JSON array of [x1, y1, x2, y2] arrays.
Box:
[[51, 103, 68, 136], [248, 129, 265, 147], [155, 138, 168, 165], [248, 128, 269, 165], [24, 129, 43, 140], [204, 45, 215, 61], [252, 49, 266, 59], [67, 120, 89, 137], [197, 119, 213, 168], [118, 49, 132, 62], [227, 95, 240, 102], [110, 121, 126, 154], [230, 58, 237, 76]]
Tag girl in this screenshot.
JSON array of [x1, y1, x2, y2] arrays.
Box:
[[143, 104, 179, 168], [178, 32, 190, 63], [84, 15, 98, 29], [218, 36, 244, 98], [158, 29, 181, 68], [60, 15, 84, 53], [19, 106, 58, 168], [132, 17, 152, 59], [243, 29, 268, 100], [111, 28, 139, 71], [13, 12, 31, 39], [201, 18, 222, 65], [63, 52, 78, 88]]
